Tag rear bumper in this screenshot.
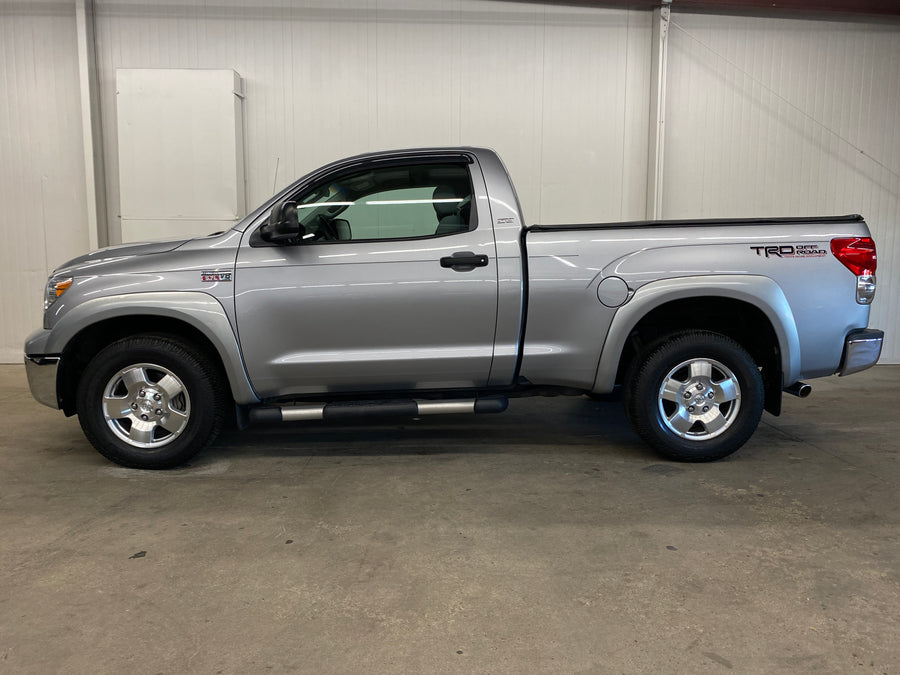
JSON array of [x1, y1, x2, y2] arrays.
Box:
[[24, 355, 60, 409], [838, 328, 884, 376]]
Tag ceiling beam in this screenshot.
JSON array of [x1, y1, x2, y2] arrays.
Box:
[[528, 0, 900, 19]]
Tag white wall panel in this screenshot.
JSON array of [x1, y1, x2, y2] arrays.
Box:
[[538, 7, 649, 224], [664, 14, 900, 362], [116, 68, 245, 241], [0, 1, 89, 362], [92, 0, 650, 238]]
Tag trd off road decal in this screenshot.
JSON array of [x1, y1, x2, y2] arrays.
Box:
[[201, 270, 232, 282], [750, 244, 827, 259]]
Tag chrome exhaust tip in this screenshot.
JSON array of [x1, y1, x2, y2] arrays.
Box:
[[784, 382, 812, 398]]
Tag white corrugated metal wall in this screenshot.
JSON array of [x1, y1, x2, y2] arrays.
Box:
[[1, 1, 898, 363], [91, 0, 650, 239], [0, 1, 90, 362], [665, 12, 900, 363]]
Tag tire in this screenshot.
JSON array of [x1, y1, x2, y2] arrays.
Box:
[[76, 335, 226, 469], [624, 331, 764, 462]]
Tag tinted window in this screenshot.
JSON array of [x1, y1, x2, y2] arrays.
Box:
[[291, 162, 474, 242]]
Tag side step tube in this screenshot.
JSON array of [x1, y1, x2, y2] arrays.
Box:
[[783, 381, 812, 398], [248, 396, 509, 425]]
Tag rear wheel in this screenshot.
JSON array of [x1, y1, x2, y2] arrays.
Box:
[[624, 331, 764, 462], [76, 336, 226, 469]]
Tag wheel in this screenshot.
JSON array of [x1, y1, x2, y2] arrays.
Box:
[[76, 336, 226, 469], [624, 331, 764, 462]]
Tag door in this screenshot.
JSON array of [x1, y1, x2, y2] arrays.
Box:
[[234, 159, 498, 398]]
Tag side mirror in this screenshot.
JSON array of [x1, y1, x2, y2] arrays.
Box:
[[260, 201, 301, 243]]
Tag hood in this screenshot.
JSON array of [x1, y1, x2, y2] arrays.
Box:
[[54, 238, 190, 276]]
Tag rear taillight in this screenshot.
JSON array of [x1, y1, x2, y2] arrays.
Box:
[[831, 237, 877, 305], [831, 237, 877, 276]]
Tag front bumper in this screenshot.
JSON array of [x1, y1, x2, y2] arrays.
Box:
[[24, 355, 60, 409], [838, 328, 884, 377]]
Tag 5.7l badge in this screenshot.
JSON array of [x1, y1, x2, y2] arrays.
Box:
[[201, 270, 232, 282]]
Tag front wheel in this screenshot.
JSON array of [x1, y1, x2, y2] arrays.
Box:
[[76, 336, 226, 469], [624, 331, 764, 462]]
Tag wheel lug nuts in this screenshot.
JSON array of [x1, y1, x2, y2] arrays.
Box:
[[155, 409, 162, 415], [131, 403, 138, 410], [707, 391, 715, 399], [154, 394, 161, 401], [139, 390, 145, 397], [702, 406, 709, 413], [688, 405, 695, 413], [140, 414, 149, 421], [696, 384, 704, 391], [683, 392, 691, 400]]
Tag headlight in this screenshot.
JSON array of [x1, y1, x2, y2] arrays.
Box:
[[44, 277, 73, 310]]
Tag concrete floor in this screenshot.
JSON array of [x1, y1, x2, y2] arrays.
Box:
[[0, 364, 898, 674]]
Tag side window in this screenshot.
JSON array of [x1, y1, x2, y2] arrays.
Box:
[[293, 162, 474, 243]]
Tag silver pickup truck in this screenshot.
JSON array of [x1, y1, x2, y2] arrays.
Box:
[[25, 147, 884, 469]]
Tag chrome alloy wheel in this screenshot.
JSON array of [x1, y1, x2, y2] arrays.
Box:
[[657, 358, 742, 441], [101, 363, 191, 448]]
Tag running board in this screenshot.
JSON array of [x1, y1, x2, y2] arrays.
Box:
[[248, 396, 509, 425]]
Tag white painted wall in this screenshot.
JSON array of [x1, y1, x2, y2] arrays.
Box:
[[664, 12, 900, 362], [2, 1, 898, 364], [0, 1, 89, 362], [91, 0, 651, 239]]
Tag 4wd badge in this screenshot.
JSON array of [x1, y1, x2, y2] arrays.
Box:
[[201, 270, 232, 282]]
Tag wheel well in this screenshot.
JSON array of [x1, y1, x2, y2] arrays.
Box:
[[616, 297, 783, 415], [58, 316, 230, 416]]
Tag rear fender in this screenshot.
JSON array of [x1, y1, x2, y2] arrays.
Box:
[[592, 275, 800, 393]]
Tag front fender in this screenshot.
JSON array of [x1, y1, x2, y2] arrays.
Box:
[[591, 275, 801, 393], [30, 291, 258, 404]]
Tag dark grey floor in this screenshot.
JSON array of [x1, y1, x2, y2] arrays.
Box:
[[1, 364, 898, 673]]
